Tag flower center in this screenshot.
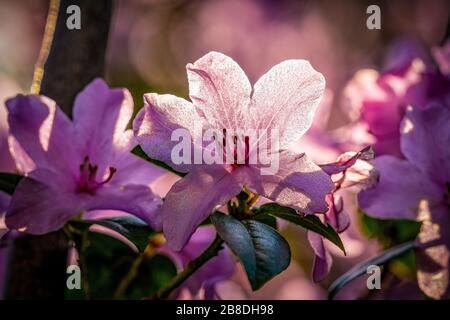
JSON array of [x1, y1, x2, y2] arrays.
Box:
[[219, 129, 250, 170], [76, 156, 117, 194]]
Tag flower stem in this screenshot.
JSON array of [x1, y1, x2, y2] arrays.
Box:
[[113, 240, 159, 299], [152, 235, 224, 299]]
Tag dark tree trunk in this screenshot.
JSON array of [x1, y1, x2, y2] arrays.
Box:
[[40, 0, 113, 116], [6, 0, 113, 299]]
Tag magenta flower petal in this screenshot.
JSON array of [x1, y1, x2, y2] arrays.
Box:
[[325, 194, 350, 233], [308, 231, 332, 282], [110, 155, 167, 187], [73, 78, 135, 173], [358, 155, 440, 220], [251, 59, 325, 149], [85, 184, 163, 230], [163, 166, 248, 250], [400, 105, 450, 184], [319, 146, 374, 176], [7, 136, 35, 173], [187, 51, 252, 129], [260, 151, 333, 214], [6, 95, 79, 175], [6, 177, 83, 234]]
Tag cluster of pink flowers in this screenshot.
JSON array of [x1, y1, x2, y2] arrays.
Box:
[[0, 38, 448, 298]]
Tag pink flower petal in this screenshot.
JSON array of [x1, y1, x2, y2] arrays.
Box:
[[186, 51, 252, 130], [251, 59, 325, 149], [358, 155, 441, 220], [86, 184, 163, 230], [401, 104, 450, 185], [134, 93, 204, 173], [308, 231, 332, 282], [259, 151, 333, 214], [163, 165, 248, 250], [6, 94, 79, 176], [5, 177, 83, 234], [73, 79, 135, 174]]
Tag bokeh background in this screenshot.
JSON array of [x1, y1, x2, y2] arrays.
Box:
[[0, 0, 449, 299]]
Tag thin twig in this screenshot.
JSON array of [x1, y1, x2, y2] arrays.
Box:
[[151, 235, 224, 300]]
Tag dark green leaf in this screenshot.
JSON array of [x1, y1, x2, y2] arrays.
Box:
[[0, 172, 23, 195], [69, 216, 155, 252], [131, 145, 185, 177], [256, 203, 345, 254], [253, 214, 278, 229], [211, 212, 290, 290], [125, 254, 177, 299], [328, 240, 416, 299]]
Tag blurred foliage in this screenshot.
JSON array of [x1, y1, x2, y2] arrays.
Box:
[[358, 209, 421, 279], [66, 232, 176, 300]]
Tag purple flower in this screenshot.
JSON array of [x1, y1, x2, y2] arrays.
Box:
[[134, 51, 334, 250], [5, 79, 163, 234], [359, 103, 450, 299], [343, 40, 450, 157], [159, 226, 235, 299]]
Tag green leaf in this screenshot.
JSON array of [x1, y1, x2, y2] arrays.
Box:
[[211, 212, 290, 290], [253, 214, 278, 229], [0, 172, 23, 195], [256, 203, 345, 254], [359, 209, 421, 246], [69, 216, 155, 252], [358, 210, 421, 280], [131, 145, 185, 177], [328, 240, 416, 299]]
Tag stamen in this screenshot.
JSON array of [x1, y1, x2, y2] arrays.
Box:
[[222, 129, 251, 170], [76, 156, 117, 194], [100, 167, 117, 185], [88, 164, 98, 179], [80, 156, 89, 171]]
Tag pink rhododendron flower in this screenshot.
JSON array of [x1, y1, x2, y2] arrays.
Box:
[[134, 51, 334, 250], [5, 79, 163, 234], [342, 39, 450, 157], [359, 103, 450, 299]]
